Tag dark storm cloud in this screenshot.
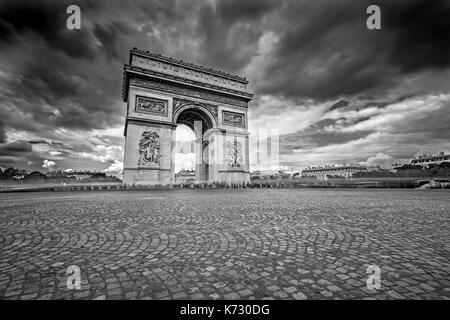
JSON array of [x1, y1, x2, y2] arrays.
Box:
[[0, 0, 275, 138], [279, 130, 373, 154], [195, 0, 275, 72], [0, 0, 155, 140], [217, 0, 278, 23], [328, 100, 349, 111], [0, 141, 31, 155], [0, 120, 6, 143], [384, 0, 450, 72], [0, 141, 35, 168], [386, 101, 450, 140], [28, 140, 50, 145], [0, 0, 97, 59], [258, 0, 450, 100], [93, 21, 134, 61], [0, 0, 449, 171]]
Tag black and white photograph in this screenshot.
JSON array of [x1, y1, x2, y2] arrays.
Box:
[[0, 0, 449, 311]]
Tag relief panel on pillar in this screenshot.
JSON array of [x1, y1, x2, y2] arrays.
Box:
[[226, 136, 244, 169], [137, 131, 161, 167], [135, 96, 168, 116], [128, 88, 172, 122], [222, 110, 245, 129]]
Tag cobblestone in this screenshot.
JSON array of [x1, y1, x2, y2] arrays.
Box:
[[0, 189, 449, 299]]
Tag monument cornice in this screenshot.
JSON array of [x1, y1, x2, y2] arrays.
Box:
[[122, 65, 253, 102], [130, 48, 249, 84], [124, 116, 177, 136], [123, 69, 252, 108]]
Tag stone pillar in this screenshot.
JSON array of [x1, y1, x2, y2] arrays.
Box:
[[123, 121, 176, 186]]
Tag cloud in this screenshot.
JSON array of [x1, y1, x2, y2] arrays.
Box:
[[42, 159, 56, 171], [0, 119, 6, 143], [253, 0, 450, 100], [252, 93, 450, 168], [49, 150, 62, 156], [0, 141, 32, 155], [77, 145, 123, 163], [0, 0, 98, 59], [359, 153, 395, 169], [0, 0, 449, 172], [102, 160, 123, 176]]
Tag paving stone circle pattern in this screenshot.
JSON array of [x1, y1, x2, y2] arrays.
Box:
[[0, 189, 449, 300]]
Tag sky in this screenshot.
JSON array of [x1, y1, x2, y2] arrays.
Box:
[[0, 0, 449, 175]]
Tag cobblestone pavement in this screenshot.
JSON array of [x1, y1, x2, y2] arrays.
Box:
[[0, 189, 449, 300]]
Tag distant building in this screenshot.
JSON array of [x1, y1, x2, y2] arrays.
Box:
[[175, 170, 196, 183], [391, 152, 450, 172], [410, 152, 450, 167], [301, 164, 374, 180]]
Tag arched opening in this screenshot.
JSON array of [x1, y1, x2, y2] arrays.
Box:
[[173, 106, 215, 183], [174, 124, 195, 183], [175, 107, 215, 135]]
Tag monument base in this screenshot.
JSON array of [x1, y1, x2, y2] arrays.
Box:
[[123, 168, 174, 186], [216, 170, 250, 184]]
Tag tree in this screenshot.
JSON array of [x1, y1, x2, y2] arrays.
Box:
[[25, 171, 47, 180], [3, 167, 18, 178]]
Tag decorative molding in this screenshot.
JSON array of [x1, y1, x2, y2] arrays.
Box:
[[125, 65, 252, 100], [125, 117, 177, 136], [173, 98, 218, 120], [173, 98, 192, 113], [204, 105, 218, 118], [131, 48, 249, 84], [129, 76, 249, 108], [135, 96, 168, 116], [137, 131, 161, 166], [222, 110, 245, 128], [132, 55, 247, 92]]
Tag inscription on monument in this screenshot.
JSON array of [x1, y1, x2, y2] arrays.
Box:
[[223, 111, 245, 127], [137, 131, 161, 166], [135, 96, 168, 116]]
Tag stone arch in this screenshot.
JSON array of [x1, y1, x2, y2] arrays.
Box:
[[122, 49, 252, 186], [173, 104, 217, 183], [173, 103, 217, 134]]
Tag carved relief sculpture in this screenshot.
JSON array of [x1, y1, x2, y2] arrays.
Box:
[[204, 104, 218, 118], [137, 131, 161, 166], [135, 96, 168, 116], [223, 111, 244, 127], [226, 136, 243, 168], [130, 77, 249, 108]]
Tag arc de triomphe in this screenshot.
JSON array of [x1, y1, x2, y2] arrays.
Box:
[[122, 48, 253, 185]]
